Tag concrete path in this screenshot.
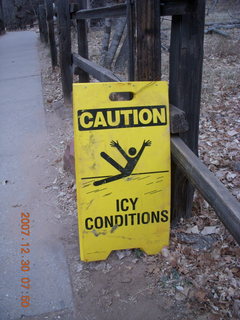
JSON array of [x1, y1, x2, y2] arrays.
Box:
[[0, 31, 74, 319]]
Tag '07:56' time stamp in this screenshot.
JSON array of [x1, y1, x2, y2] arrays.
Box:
[[20, 212, 31, 308]]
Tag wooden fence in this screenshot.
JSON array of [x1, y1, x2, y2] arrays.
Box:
[[37, 0, 240, 245]]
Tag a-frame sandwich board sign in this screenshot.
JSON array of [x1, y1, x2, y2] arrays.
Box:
[[73, 81, 170, 262]]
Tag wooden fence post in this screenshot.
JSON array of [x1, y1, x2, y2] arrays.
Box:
[[45, 0, 58, 68], [129, 0, 161, 81], [127, 0, 135, 81], [38, 5, 45, 42], [39, 5, 48, 43], [76, 0, 89, 82], [38, 5, 43, 42], [57, 0, 72, 106], [169, 0, 206, 221]]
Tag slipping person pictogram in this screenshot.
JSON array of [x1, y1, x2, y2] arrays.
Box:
[[94, 140, 152, 186]]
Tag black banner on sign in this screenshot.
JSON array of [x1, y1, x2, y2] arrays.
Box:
[[77, 105, 167, 131]]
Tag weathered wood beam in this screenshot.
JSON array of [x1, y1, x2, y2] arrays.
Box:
[[45, 0, 57, 68], [169, 0, 206, 220], [76, 0, 89, 83], [72, 53, 122, 82], [75, 4, 126, 19], [135, 0, 161, 81], [126, 0, 135, 81], [170, 105, 189, 134], [161, 0, 193, 16], [74, 1, 193, 20], [171, 136, 240, 245], [38, 5, 44, 42], [57, 0, 72, 106], [39, 5, 48, 43]]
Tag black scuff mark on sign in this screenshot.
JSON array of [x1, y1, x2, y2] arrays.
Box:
[[86, 188, 107, 194], [110, 224, 118, 233], [92, 229, 107, 237], [82, 183, 92, 188], [110, 235, 133, 241], [135, 176, 150, 181], [86, 199, 94, 210], [103, 192, 112, 197], [82, 180, 95, 187], [144, 190, 162, 195]]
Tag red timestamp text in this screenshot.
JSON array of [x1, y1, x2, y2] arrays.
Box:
[[20, 212, 31, 308]]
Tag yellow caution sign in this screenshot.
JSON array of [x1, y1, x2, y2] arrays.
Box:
[[73, 81, 170, 262]]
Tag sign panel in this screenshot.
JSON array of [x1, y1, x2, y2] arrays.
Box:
[[73, 81, 171, 262]]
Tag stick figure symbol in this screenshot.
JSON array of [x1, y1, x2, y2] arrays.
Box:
[[93, 140, 152, 186]]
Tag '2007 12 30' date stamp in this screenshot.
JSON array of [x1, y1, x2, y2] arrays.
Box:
[[20, 212, 31, 308]]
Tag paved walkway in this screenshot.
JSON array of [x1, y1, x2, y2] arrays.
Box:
[[0, 31, 74, 319]]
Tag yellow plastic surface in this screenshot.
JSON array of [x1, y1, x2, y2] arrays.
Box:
[[73, 81, 171, 262]]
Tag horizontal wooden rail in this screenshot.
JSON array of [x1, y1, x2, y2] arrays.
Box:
[[74, 1, 192, 20], [75, 4, 126, 20], [161, 1, 193, 16], [72, 53, 123, 82], [171, 136, 240, 245]]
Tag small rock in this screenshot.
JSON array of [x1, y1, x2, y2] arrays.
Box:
[[201, 226, 219, 235], [176, 285, 184, 292], [161, 247, 170, 258], [103, 263, 112, 274], [226, 172, 237, 182], [57, 191, 66, 197], [116, 250, 131, 260], [227, 130, 238, 137], [132, 258, 139, 263], [211, 159, 220, 166], [186, 225, 200, 234], [211, 305, 219, 312], [94, 262, 106, 271], [76, 263, 83, 272]]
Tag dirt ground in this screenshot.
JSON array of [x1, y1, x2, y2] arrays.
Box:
[[37, 2, 240, 319]]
